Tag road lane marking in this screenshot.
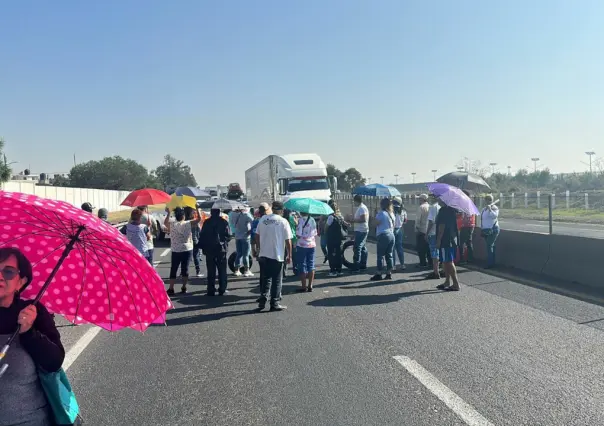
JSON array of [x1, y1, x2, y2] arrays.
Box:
[[64, 327, 102, 371], [153, 261, 161, 268], [393, 356, 493, 426], [160, 249, 171, 257]]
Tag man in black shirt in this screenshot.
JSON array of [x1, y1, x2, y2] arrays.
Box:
[[435, 201, 461, 291]]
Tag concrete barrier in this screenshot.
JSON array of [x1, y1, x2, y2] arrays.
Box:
[[1, 181, 131, 212]]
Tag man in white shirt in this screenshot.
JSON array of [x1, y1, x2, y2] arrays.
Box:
[[425, 195, 441, 279], [415, 194, 431, 268], [255, 201, 292, 311], [349, 195, 369, 273]]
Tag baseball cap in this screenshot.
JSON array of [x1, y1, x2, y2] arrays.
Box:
[[271, 201, 284, 212]]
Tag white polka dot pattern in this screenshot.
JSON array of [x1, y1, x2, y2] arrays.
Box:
[[0, 191, 173, 332]]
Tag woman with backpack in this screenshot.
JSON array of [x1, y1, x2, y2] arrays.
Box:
[[370, 198, 396, 281], [326, 200, 349, 277]]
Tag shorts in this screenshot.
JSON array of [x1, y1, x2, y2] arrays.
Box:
[[296, 246, 316, 274], [428, 235, 438, 259], [439, 247, 457, 264]]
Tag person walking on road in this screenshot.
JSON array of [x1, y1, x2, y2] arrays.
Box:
[[251, 203, 270, 258], [458, 191, 476, 264], [371, 198, 396, 281], [415, 194, 431, 268], [198, 208, 231, 296], [349, 194, 369, 273], [435, 200, 461, 291], [185, 207, 204, 278], [138, 205, 157, 265], [318, 214, 329, 264], [0, 247, 66, 426], [282, 209, 298, 278], [425, 195, 441, 279], [295, 211, 318, 292], [232, 207, 254, 278], [480, 194, 500, 268], [392, 197, 407, 271], [255, 201, 292, 311], [326, 200, 348, 277], [123, 209, 152, 263], [164, 206, 203, 295]]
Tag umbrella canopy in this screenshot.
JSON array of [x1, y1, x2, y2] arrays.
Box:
[[121, 188, 171, 207], [427, 183, 480, 215], [166, 194, 197, 210], [0, 191, 172, 331], [284, 198, 334, 215], [174, 186, 210, 198], [212, 198, 245, 211], [352, 184, 401, 197], [436, 171, 490, 192]]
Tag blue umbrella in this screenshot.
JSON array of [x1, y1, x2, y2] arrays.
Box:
[[174, 186, 210, 198], [352, 184, 401, 197]]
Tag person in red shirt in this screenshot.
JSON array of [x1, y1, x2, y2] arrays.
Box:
[[459, 190, 476, 263]]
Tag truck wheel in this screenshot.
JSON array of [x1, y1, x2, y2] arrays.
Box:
[[228, 252, 254, 273], [341, 240, 356, 270]]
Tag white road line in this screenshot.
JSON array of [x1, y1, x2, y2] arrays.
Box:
[[393, 356, 494, 426], [153, 261, 161, 268], [63, 327, 102, 372], [160, 248, 171, 257]]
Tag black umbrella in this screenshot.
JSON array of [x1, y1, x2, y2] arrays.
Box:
[[436, 171, 491, 192]]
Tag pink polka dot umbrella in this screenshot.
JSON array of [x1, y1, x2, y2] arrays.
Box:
[[0, 191, 173, 332]]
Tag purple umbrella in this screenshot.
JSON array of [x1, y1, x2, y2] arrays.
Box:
[[427, 183, 480, 215]]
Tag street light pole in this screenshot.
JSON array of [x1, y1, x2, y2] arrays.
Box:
[[531, 157, 540, 172], [489, 162, 497, 174], [431, 169, 437, 181], [456, 166, 464, 172], [411, 172, 416, 183], [380, 176, 384, 184], [507, 165, 511, 175], [394, 174, 399, 184], [586, 151, 596, 173]]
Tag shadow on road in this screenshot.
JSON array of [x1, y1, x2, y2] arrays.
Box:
[[165, 309, 260, 326], [308, 289, 442, 307]]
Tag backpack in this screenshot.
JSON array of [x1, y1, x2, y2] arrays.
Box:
[[327, 214, 348, 241]]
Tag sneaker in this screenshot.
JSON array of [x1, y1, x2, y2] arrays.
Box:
[[218, 290, 230, 296], [243, 271, 254, 277], [370, 274, 383, 281], [384, 274, 392, 280], [233, 271, 242, 277], [323, 257, 328, 264], [337, 272, 345, 276], [196, 272, 205, 278], [328, 272, 338, 277], [270, 304, 287, 312]]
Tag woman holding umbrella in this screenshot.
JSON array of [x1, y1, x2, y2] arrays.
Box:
[[0, 247, 65, 426], [164, 206, 204, 295], [295, 211, 318, 292]]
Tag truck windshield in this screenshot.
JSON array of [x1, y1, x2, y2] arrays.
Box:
[[288, 178, 329, 192]]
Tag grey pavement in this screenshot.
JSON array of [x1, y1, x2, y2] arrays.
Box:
[[59, 241, 604, 425]]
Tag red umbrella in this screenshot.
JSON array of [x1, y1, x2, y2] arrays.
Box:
[[121, 188, 171, 207]]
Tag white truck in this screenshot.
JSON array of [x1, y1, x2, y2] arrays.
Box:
[[245, 153, 337, 204]]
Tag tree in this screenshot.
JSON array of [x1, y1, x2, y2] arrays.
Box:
[[152, 154, 197, 191], [341, 168, 366, 192], [0, 138, 12, 183], [51, 175, 71, 187], [69, 156, 152, 190]]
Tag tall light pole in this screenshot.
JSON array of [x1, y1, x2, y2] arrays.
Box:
[[380, 176, 384, 184], [394, 174, 399, 184], [489, 162, 497, 174], [586, 151, 596, 173], [457, 166, 465, 172], [411, 172, 416, 183], [368, 177, 372, 183], [507, 165, 512, 176], [531, 157, 540, 172], [431, 169, 437, 180]]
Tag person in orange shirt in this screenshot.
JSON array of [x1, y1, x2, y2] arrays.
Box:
[[458, 190, 476, 263]]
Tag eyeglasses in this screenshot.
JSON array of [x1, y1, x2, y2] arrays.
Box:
[[0, 267, 19, 281]]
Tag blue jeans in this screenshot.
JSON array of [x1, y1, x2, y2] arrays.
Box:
[[484, 225, 500, 267], [393, 228, 405, 267], [235, 238, 251, 268], [353, 231, 368, 270], [297, 246, 316, 274], [320, 234, 328, 257], [377, 232, 395, 272], [146, 248, 154, 265]]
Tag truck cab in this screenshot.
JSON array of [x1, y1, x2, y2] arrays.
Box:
[[275, 154, 337, 203]]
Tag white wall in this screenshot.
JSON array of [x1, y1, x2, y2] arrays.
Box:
[[1, 181, 131, 212]]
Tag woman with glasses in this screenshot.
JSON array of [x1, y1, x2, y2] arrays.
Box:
[[0, 247, 65, 426]]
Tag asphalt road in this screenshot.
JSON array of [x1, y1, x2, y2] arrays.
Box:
[[56, 241, 604, 426], [404, 211, 604, 238]]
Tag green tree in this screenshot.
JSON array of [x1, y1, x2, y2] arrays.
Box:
[[152, 154, 197, 191], [51, 175, 71, 187], [0, 138, 12, 183], [69, 156, 152, 190], [341, 167, 366, 192]]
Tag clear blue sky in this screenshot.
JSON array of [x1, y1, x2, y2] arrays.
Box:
[[1, 1, 603, 185]]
